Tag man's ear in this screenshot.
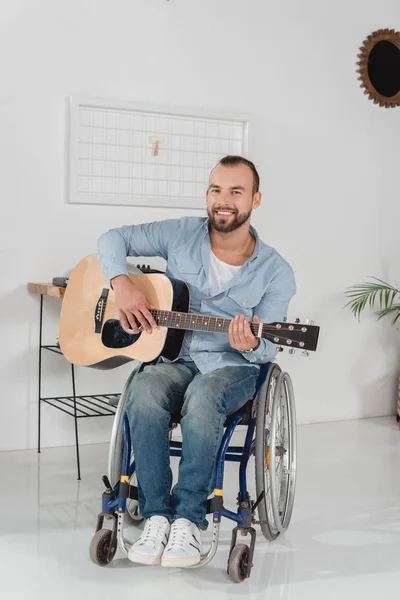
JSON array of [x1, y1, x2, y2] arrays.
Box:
[[252, 192, 262, 209]]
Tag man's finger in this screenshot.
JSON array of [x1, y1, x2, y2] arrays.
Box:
[[243, 319, 255, 343], [120, 312, 132, 333], [228, 318, 234, 344], [127, 311, 142, 333], [133, 310, 152, 334], [238, 315, 247, 345], [142, 306, 158, 330], [232, 315, 241, 348], [121, 311, 141, 334]]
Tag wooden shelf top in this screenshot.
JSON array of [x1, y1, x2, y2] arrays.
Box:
[[28, 283, 66, 298]]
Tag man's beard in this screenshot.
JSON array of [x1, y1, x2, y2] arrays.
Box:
[[208, 208, 252, 233]]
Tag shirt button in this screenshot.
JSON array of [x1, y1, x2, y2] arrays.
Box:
[[180, 266, 184, 271], [203, 299, 208, 304], [191, 352, 196, 356], [193, 334, 198, 339], [242, 301, 246, 305]]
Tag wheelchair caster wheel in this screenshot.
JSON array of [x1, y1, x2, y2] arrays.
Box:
[[90, 529, 117, 566], [227, 544, 251, 583]]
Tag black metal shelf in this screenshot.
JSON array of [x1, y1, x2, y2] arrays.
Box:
[[41, 394, 120, 418]]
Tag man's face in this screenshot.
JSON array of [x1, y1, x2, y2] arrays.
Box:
[[206, 164, 261, 233]]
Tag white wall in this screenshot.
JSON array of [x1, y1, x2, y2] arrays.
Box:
[[1, 0, 399, 452]]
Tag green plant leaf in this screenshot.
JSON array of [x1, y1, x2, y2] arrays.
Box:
[[376, 304, 400, 323], [344, 277, 400, 321]]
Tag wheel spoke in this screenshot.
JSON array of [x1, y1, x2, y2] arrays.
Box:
[[256, 366, 297, 540]]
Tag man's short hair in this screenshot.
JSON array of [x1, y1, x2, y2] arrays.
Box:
[[218, 155, 260, 195]]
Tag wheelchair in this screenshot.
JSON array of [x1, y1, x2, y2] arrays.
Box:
[[89, 361, 297, 583]]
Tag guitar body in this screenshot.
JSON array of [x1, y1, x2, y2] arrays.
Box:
[[59, 254, 189, 369]]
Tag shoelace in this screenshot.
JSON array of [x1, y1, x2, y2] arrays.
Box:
[[168, 522, 193, 552], [141, 520, 167, 547]]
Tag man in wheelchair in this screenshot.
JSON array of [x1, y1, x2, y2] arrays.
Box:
[[97, 155, 296, 567]]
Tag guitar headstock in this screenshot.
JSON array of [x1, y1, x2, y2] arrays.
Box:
[[262, 318, 320, 354]]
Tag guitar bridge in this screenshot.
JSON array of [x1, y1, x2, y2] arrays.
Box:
[[94, 289, 109, 334]]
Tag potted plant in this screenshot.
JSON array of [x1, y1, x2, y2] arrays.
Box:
[[344, 277, 400, 422]]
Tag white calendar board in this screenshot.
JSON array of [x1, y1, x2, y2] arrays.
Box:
[[66, 96, 250, 209]]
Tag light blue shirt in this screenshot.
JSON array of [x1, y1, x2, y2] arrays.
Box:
[[97, 217, 296, 374]]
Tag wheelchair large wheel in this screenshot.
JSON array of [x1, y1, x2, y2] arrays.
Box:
[[255, 364, 297, 541], [107, 364, 144, 523], [108, 365, 141, 488]]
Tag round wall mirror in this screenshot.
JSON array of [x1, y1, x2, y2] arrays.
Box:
[[357, 28, 400, 107]]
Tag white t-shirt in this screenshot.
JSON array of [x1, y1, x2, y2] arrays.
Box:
[[208, 251, 242, 296]]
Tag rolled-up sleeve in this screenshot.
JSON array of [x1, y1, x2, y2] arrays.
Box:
[[242, 265, 296, 364], [97, 219, 182, 282]]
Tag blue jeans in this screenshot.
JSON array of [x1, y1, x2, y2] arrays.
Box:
[[125, 360, 259, 530]]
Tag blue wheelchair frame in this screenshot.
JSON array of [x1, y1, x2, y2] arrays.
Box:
[[101, 362, 270, 525], [95, 361, 275, 579]]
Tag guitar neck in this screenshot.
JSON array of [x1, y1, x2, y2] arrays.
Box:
[[148, 308, 317, 351]]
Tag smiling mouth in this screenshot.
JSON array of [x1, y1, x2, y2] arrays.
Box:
[[215, 210, 235, 216]]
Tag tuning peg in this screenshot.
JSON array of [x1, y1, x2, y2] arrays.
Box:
[[277, 346, 284, 352], [305, 319, 315, 326], [289, 348, 296, 355], [295, 318, 300, 323], [301, 350, 310, 357], [283, 317, 287, 322]]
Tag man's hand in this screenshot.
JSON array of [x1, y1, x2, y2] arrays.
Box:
[[229, 315, 261, 352], [111, 275, 158, 334]]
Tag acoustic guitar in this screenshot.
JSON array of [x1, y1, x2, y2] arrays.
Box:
[[59, 254, 320, 369]]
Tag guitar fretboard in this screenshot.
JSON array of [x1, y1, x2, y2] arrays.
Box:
[[150, 309, 262, 336]]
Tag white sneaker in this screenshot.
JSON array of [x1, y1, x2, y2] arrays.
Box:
[[161, 518, 202, 567], [128, 516, 170, 565]]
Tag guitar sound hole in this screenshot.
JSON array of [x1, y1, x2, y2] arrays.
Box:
[[101, 319, 141, 348]]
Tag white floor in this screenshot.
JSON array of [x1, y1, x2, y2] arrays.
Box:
[[1, 417, 400, 600]]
